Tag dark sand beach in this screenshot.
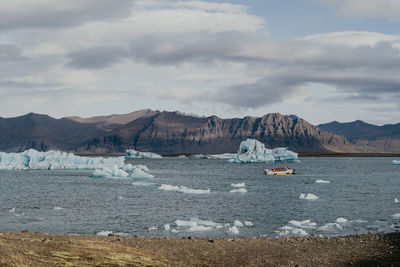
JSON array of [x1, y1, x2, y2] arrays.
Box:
[[1, 231, 399, 266]]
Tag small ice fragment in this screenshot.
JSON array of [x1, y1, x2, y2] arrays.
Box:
[[276, 226, 308, 237], [117, 196, 123, 200], [8, 207, 15, 213], [93, 165, 129, 179], [164, 224, 171, 231], [391, 213, 400, 219], [395, 198, 399, 204], [130, 168, 154, 179], [96, 231, 113, 236], [228, 226, 239, 235], [53, 207, 64, 210], [231, 182, 246, 188], [317, 223, 343, 233], [132, 181, 156, 186], [159, 184, 210, 194], [234, 220, 244, 227], [299, 193, 319, 200], [229, 188, 247, 193], [336, 217, 348, 224], [244, 221, 253, 227], [123, 164, 133, 172], [288, 220, 317, 229], [171, 229, 179, 233], [392, 160, 400, 165], [148, 226, 158, 231], [315, 179, 331, 184]]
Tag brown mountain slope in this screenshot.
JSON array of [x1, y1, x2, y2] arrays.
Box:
[[78, 112, 354, 154]]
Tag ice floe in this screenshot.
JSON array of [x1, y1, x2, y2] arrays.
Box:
[[317, 223, 343, 233], [336, 217, 348, 224], [244, 221, 254, 227], [92, 165, 129, 178], [130, 168, 154, 179], [96, 231, 113, 236], [231, 182, 246, 188], [8, 207, 15, 213], [158, 184, 210, 194], [0, 149, 125, 170], [395, 198, 399, 204], [234, 220, 244, 227], [125, 149, 162, 159], [392, 160, 400, 165], [276, 226, 309, 237], [288, 220, 317, 229], [391, 213, 400, 219], [315, 179, 331, 184], [229, 139, 299, 163], [53, 207, 64, 210], [148, 226, 158, 231], [299, 193, 319, 200], [229, 188, 248, 193], [164, 224, 171, 231], [228, 226, 240, 235], [132, 181, 156, 186], [174, 218, 222, 232]]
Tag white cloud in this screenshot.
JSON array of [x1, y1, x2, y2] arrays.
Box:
[[321, 0, 400, 21]]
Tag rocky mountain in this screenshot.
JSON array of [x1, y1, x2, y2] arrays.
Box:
[[319, 120, 400, 153], [1, 110, 398, 154]]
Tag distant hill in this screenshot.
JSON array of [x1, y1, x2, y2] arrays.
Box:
[[319, 120, 400, 153], [1, 110, 399, 154]]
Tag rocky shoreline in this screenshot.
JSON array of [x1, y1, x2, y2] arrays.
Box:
[[1, 231, 399, 266]]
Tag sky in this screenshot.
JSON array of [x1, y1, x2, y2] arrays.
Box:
[[1, 0, 400, 125]]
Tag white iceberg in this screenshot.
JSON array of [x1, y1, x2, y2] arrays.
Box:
[[395, 198, 399, 204], [336, 217, 348, 224], [174, 218, 222, 232], [229, 139, 299, 163], [93, 164, 129, 178], [393, 160, 400, 165], [276, 226, 309, 237], [391, 213, 400, 219], [228, 226, 240, 235], [317, 223, 343, 233], [244, 221, 253, 226], [159, 184, 210, 194], [125, 149, 162, 159], [231, 182, 246, 188], [299, 193, 319, 200], [229, 188, 248, 193], [130, 168, 154, 179], [96, 231, 113, 236], [288, 220, 317, 229], [234, 220, 244, 227], [0, 149, 125, 170], [315, 179, 331, 184]]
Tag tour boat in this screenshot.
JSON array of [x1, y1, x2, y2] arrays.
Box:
[[264, 166, 295, 175]]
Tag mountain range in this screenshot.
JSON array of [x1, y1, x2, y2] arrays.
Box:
[[0, 110, 399, 154]]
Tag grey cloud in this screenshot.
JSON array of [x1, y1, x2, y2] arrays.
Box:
[[0, 44, 23, 60], [66, 46, 129, 69], [0, 0, 134, 31]]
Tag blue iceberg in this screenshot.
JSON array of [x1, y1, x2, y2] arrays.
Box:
[[0, 149, 125, 170], [125, 149, 162, 159], [393, 160, 400, 165], [230, 139, 299, 163]]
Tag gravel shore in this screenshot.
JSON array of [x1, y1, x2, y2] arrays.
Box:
[[1, 231, 399, 266]]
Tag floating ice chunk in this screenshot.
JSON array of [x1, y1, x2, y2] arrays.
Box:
[[299, 193, 319, 200], [132, 181, 156, 186], [53, 207, 64, 210], [174, 218, 222, 232], [230, 139, 299, 163], [123, 164, 133, 172], [391, 213, 400, 219], [244, 221, 253, 227], [276, 226, 309, 237], [336, 217, 348, 224], [170, 229, 179, 233], [125, 149, 162, 159], [159, 184, 210, 194], [164, 224, 170, 231], [288, 220, 317, 229], [130, 168, 154, 179], [228, 226, 239, 235], [8, 207, 15, 213], [392, 160, 400, 165], [317, 223, 343, 233], [234, 220, 244, 227], [315, 179, 331, 184], [231, 182, 246, 188], [229, 188, 247, 193], [93, 165, 129, 179], [395, 198, 399, 204], [0, 149, 125, 170], [96, 231, 113, 236], [148, 226, 158, 231], [209, 153, 237, 159]]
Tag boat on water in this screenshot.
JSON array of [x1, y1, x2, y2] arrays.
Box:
[[264, 166, 295, 175]]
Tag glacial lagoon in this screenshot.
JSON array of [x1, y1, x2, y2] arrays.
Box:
[[1, 157, 400, 238]]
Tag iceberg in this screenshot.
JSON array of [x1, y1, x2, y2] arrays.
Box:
[[299, 193, 319, 200], [92, 165, 129, 179], [315, 179, 331, 184], [229, 188, 248, 193], [174, 218, 222, 232], [288, 220, 317, 229], [231, 182, 246, 188], [276, 226, 309, 237], [228, 226, 240, 235], [130, 168, 154, 179], [0, 149, 125, 170], [125, 149, 162, 159], [159, 184, 210, 194], [229, 139, 299, 163], [393, 160, 400, 165]]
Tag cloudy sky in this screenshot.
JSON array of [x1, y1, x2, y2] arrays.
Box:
[[1, 0, 400, 125]]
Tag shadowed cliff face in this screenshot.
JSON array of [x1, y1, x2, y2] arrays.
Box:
[[77, 112, 353, 154]]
